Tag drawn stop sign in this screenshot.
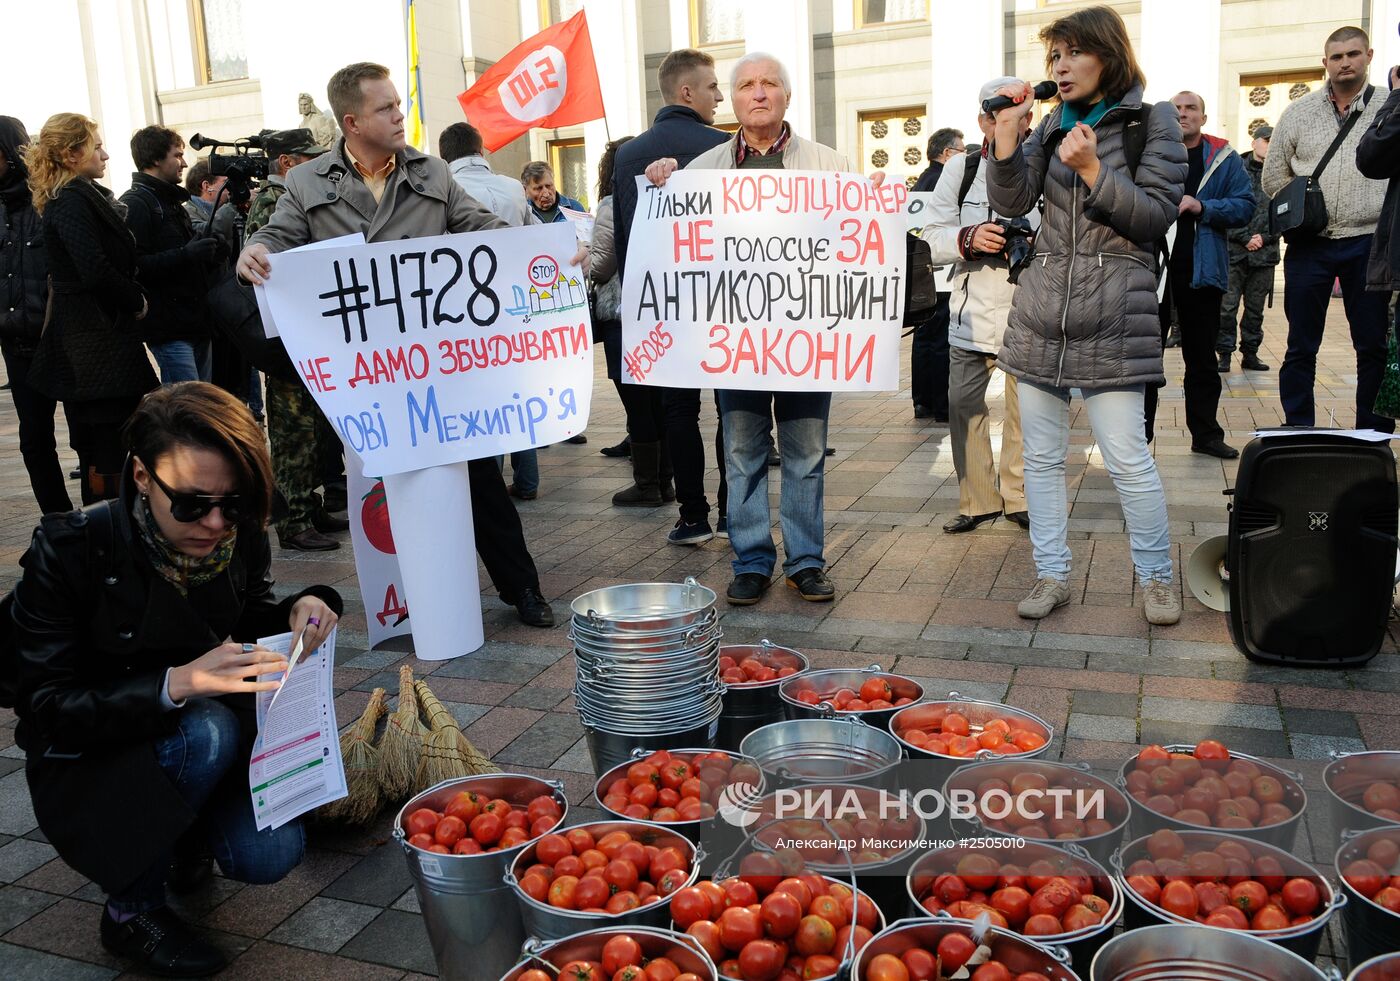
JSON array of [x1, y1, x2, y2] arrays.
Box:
[[498, 45, 568, 123]]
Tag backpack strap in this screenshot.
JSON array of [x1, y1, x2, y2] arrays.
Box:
[[1123, 104, 1153, 178], [956, 152, 982, 210]]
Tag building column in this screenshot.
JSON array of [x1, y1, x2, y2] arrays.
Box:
[[1374, 0, 1400, 85], [1139, 0, 1221, 108], [928, 0, 1004, 140], [585, 0, 646, 208], [743, 0, 814, 138]]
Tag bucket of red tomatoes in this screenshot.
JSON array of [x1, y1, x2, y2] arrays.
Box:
[[853, 917, 1082, 981], [669, 846, 889, 980], [500, 926, 718, 981], [1334, 824, 1400, 969], [1088, 923, 1341, 981], [393, 773, 568, 981], [506, 820, 702, 941], [1113, 827, 1342, 962], [888, 695, 1053, 793], [1116, 742, 1308, 851], [592, 748, 766, 867], [716, 642, 810, 752], [940, 760, 1132, 869], [1349, 952, 1400, 981], [1323, 751, 1400, 834], [907, 836, 1121, 977], [740, 781, 929, 917], [778, 666, 924, 733]]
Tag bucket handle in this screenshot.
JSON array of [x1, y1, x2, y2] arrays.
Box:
[[1044, 943, 1073, 966], [866, 662, 884, 673], [1059, 841, 1093, 862], [1321, 968, 1344, 981], [812, 700, 839, 719], [1328, 886, 1349, 911], [1107, 848, 1124, 874]]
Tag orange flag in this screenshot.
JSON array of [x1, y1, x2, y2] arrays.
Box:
[[457, 10, 605, 152]]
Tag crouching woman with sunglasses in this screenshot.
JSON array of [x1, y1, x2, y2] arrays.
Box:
[[9, 382, 342, 977]]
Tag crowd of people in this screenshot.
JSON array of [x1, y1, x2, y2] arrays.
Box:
[[0, 11, 1397, 973]]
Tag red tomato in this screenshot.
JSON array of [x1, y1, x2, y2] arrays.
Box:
[[740, 852, 786, 894], [656, 868, 689, 898], [859, 677, 893, 703], [1061, 904, 1102, 932], [738, 940, 787, 981], [1146, 829, 1186, 861], [1252, 905, 1292, 931], [935, 934, 976, 972], [1193, 739, 1230, 767], [469, 812, 503, 846], [802, 954, 841, 980], [900, 948, 937, 981], [643, 957, 680, 981], [1343, 859, 1388, 899], [519, 971, 553, 981], [573, 875, 611, 910], [761, 891, 803, 939], [601, 935, 644, 975], [603, 859, 640, 893], [956, 854, 1001, 892], [454, 838, 482, 855], [671, 886, 713, 928], [719, 905, 764, 950], [444, 792, 481, 823], [970, 965, 1012, 981], [405, 808, 439, 837], [518, 872, 549, 903], [1372, 886, 1400, 913], [1023, 914, 1062, 936], [832, 924, 872, 956], [990, 885, 1031, 926], [407, 833, 434, 850], [433, 815, 466, 847], [685, 920, 724, 961], [723, 878, 760, 909], [606, 891, 642, 914], [565, 828, 597, 854], [1364, 782, 1400, 813], [1253, 856, 1287, 892], [793, 914, 836, 956], [1280, 878, 1320, 916], [1160, 880, 1199, 919], [864, 953, 910, 981], [558, 964, 602, 981]]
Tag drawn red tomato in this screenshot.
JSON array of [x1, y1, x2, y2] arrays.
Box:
[[360, 479, 396, 553]]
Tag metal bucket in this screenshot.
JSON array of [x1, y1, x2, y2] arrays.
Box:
[[1116, 744, 1307, 850], [854, 917, 1081, 981], [583, 714, 721, 776], [716, 641, 810, 752], [1334, 825, 1400, 969], [1324, 751, 1400, 834], [505, 820, 701, 941], [889, 693, 1055, 791], [740, 716, 905, 791], [778, 665, 924, 733], [500, 926, 718, 981], [1114, 828, 1344, 962], [907, 837, 1122, 977], [575, 686, 725, 729], [570, 617, 720, 654], [393, 773, 567, 981], [940, 759, 1132, 868], [1349, 953, 1400, 980], [1089, 923, 1342, 980], [570, 578, 717, 632], [592, 748, 766, 851], [745, 782, 928, 915]]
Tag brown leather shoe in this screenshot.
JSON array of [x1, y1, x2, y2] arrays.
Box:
[[278, 528, 340, 551]]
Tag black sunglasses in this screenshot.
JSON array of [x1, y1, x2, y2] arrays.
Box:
[[142, 461, 245, 524]]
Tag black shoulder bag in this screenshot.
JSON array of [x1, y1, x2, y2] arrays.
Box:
[[1269, 86, 1374, 242]]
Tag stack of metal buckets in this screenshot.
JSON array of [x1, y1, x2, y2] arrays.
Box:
[[569, 578, 723, 774]]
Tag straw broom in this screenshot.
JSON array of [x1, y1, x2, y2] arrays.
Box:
[[318, 687, 387, 824], [415, 679, 499, 789], [378, 666, 428, 801]]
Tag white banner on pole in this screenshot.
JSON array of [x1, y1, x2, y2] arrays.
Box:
[[619, 169, 907, 392], [258, 222, 592, 476], [345, 459, 413, 650]]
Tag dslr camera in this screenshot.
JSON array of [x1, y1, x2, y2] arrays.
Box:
[[988, 217, 1036, 284]]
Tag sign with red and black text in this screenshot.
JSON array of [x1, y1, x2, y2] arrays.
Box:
[[620, 170, 907, 392]]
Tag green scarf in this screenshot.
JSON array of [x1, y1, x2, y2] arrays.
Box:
[[1061, 98, 1118, 130], [131, 496, 238, 595]]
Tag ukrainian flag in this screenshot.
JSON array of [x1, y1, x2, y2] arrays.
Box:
[[405, 0, 425, 150]]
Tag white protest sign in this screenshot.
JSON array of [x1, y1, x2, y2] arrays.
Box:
[[258, 222, 592, 476], [620, 170, 906, 392], [345, 460, 413, 650], [255, 233, 366, 337], [905, 191, 937, 236]]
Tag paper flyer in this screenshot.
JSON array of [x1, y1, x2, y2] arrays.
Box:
[[249, 627, 347, 830]]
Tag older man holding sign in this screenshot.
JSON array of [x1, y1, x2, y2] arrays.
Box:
[[635, 52, 903, 606], [238, 62, 568, 657]]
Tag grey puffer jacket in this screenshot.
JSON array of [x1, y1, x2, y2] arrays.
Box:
[[986, 86, 1187, 389]]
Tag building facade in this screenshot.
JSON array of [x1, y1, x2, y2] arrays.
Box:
[[5, 0, 1398, 209]]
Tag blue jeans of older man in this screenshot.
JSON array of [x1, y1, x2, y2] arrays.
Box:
[[718, 390, 831, 578]]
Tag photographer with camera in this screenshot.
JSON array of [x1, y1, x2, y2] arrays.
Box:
[[986, 5, 1186, 626], [1143, 91, 1253, 459], [921, 77, 1035, 536], [121, 126, 223, 384]]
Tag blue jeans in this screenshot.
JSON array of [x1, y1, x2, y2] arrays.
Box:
[[495, 449, 539, 494], [1279, 234, 1393, 432], [108, 699, 305, 913], [148, 339, 213, 384], [718, 390, 831, 577], [1019, 381, 1172, 585]]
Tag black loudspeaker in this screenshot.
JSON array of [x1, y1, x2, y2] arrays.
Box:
[[1227, 434, 1397, 667]]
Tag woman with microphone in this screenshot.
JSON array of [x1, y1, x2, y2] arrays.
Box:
[[984, 4, 1187, 625]]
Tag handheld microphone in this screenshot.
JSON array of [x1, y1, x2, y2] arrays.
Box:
[[982, 80, 1059, 114]]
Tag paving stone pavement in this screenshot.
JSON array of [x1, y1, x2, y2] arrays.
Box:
[[0, 297, 1395, 977]]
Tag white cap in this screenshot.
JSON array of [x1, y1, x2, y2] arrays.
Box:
[[979, 76, 1024, 107]]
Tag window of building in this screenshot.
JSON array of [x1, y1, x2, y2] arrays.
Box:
[[1236, 69, 1324, 142], [190, 0, 248, 83], [858, 107, 928, 188], [692, 0, 744, 46], [540, 0, 584, 26], [856, 0, 928, 27], [548, 138, 589, 210]]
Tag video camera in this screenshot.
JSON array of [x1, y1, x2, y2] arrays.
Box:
[[188, 131, 270, 205]]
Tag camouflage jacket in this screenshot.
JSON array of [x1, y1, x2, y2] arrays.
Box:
[[245, 175, 287, 236]]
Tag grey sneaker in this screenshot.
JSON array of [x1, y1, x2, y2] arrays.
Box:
[[1143, 580, 1181, 625], [1017, 578, 1071, 619]]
